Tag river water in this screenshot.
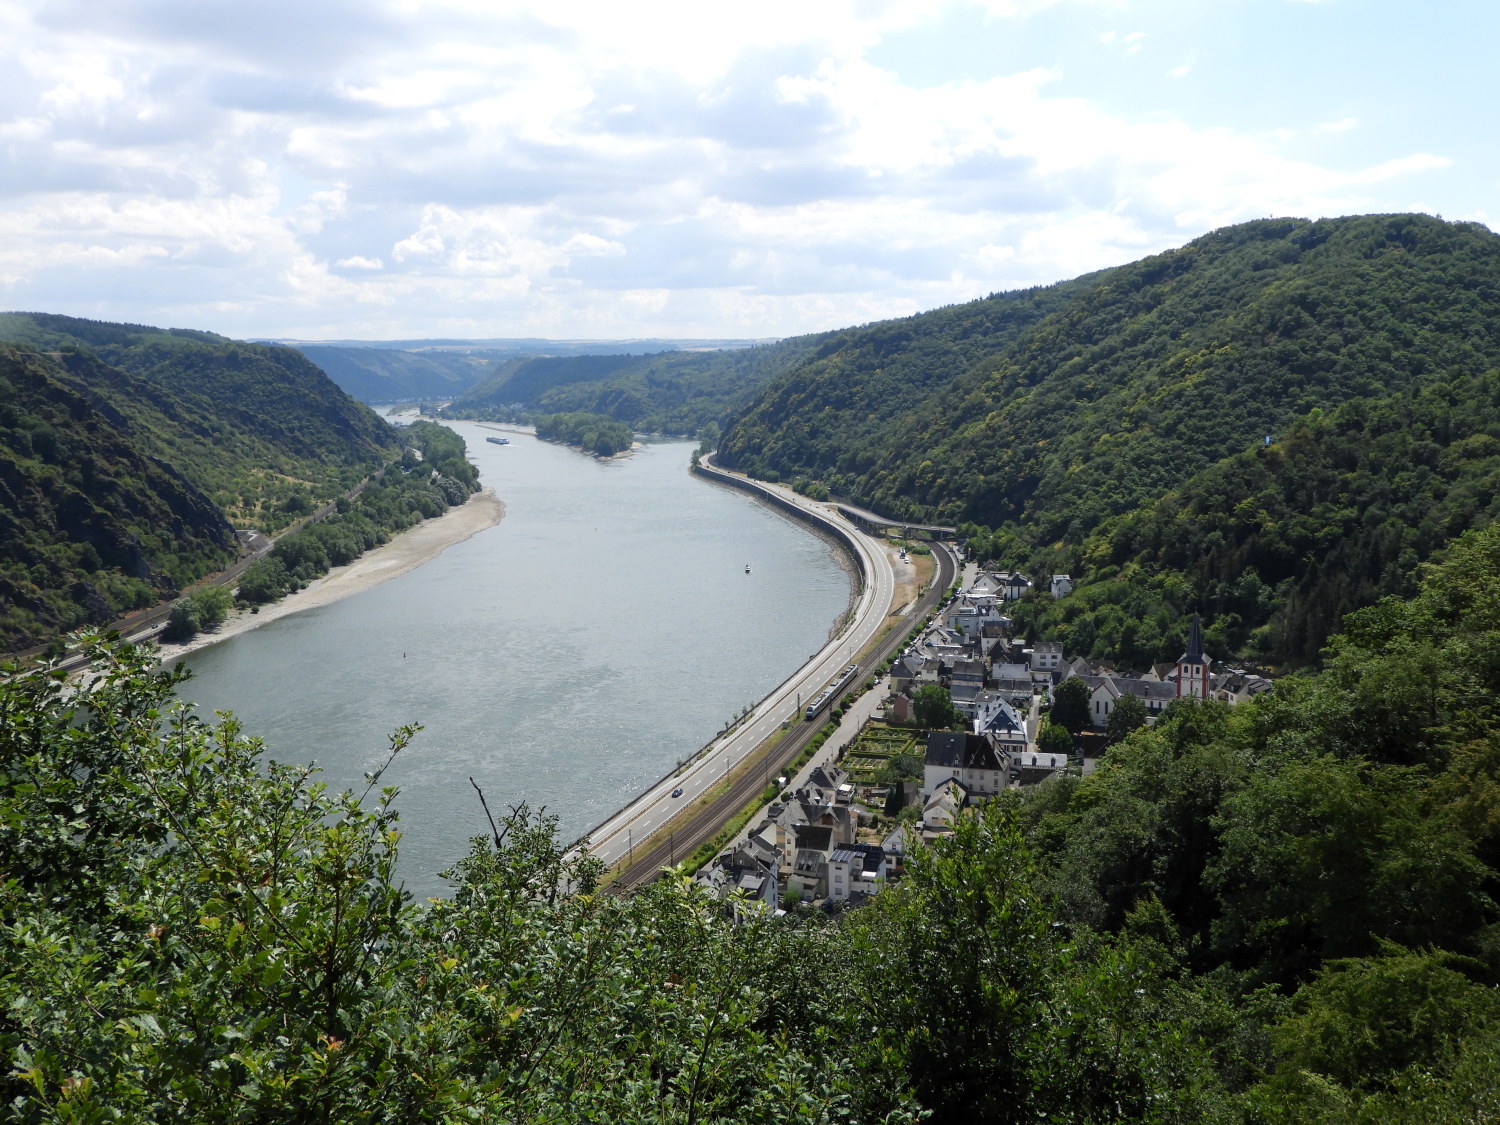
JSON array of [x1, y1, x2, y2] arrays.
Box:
[[175, 422, 851, 899]]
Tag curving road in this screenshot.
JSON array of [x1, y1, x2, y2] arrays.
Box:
[[583, 457, 953, 884]]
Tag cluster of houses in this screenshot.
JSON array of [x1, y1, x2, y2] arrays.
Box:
[[697, 762, 903, 917], [894, 569, 1273, 740], [698, 568, 1274, 915]]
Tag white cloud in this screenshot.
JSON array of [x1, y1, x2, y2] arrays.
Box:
[[0, 0, 1482, 339], [1350, 153, 1452, 184], [1098, 29, 1144, 56]]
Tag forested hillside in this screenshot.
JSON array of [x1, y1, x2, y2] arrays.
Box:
[[447, 336, 829, 436], [7, 526, 1500, 1121], [0, 314, 399, 652], [0, 345, 237, 648], [0, 314, 396, 469], [717, 213, 1500, 666], [1006, 369, 1500, 666]]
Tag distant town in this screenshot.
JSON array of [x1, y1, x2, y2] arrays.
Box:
[[700, 566, 1274, 914]]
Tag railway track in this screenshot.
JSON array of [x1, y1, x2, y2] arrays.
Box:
[[608, 540, 956, 890]]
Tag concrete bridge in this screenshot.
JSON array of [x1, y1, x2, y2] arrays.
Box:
[[833, 501, 955, 540]]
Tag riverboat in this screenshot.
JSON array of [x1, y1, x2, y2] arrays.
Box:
[[486, 436, 511, 445]]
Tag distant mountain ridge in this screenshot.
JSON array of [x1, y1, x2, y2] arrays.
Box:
[[279, 337, 776, 406], [445, 337, 828, 436]]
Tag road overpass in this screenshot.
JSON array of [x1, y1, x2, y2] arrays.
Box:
[[833, 501, 955, 540]]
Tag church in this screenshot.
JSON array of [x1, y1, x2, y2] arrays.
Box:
[[1175, 614, 1212, 701]]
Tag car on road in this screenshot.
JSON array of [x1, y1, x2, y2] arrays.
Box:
[[671, 787, 684, 798]]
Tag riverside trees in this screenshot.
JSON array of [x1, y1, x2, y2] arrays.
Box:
[[533, 410, 634, 456], [234, 420, 479, 609], [9, 525, 1500, 1120], [0, 639, 920, 1123], [162, 585, 234, 642]]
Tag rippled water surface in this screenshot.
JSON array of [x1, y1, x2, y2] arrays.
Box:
[[176, 423, 850, 898]]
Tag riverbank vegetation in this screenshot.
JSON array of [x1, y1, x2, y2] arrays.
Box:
[[532, 410, 635, 456], [8, 526, 1500, 1120], [163, 586, 234, 642], [231, 421, 480, 613]]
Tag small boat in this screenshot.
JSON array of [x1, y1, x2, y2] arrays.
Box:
[[486, 436, 511, 445], [745, 564, 751, 574]]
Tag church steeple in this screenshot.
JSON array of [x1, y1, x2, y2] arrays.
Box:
[[1180, 613, 1205, 665], [1175, 614, 1211, 700]]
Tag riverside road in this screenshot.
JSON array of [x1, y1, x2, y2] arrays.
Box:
[[586, 459, 956, 887]]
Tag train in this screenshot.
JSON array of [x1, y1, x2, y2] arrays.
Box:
[[803, 662, 860, 720]]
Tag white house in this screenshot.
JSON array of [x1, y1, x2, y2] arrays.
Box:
[[974, 696, 1030, 759], [1081, 674, 1177, 728], [923, 731, 1010, 799], [1213, 670, 1274, 706], [922, 779, 966, 832], [1030, 641, 1064, 672], [826, 843, 887, 903]]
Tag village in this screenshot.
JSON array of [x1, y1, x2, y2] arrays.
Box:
[[698, 567, 1275, 916]]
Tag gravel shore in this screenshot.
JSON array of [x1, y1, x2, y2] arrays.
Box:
[[152, 488, 506, 664]]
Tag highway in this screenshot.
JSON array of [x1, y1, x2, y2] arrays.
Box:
[[583, 457, 954, 883]]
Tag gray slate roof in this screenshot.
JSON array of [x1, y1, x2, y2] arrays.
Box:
[[925, 731, 1006, 773]]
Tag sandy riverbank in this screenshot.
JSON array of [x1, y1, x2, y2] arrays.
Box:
[[151, 488, 506, 664]]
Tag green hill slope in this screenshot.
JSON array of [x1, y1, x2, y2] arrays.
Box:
[[289, 344, 492, 404], [0, 314, 400, 652], [449, 338, 830, 436], [717, 213, 1500, 664], [1007, 369, 1500, 666], [0, 345, 237, 647]]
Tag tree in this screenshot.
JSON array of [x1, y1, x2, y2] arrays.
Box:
[[163, 595, 201, 641], [1050, 676, 1093, 734], [914, 683, 962, 730], [236, 556, 289, 604], [0, 637, 923, 1124], [1267, 943, 1499, 1095], [850, 802, 1222, 1123], [190, 584, 234, 631], [1037, 721, 1073, 757], [879, 751, 924, 785], [1206, 754, 1489, 982], [1106, 692, 1148, 742]]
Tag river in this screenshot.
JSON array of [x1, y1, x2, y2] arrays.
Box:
[[175, 422, 852, 899]]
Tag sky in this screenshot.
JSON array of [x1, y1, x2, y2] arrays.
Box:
[[1, 0, 1495, 341]]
